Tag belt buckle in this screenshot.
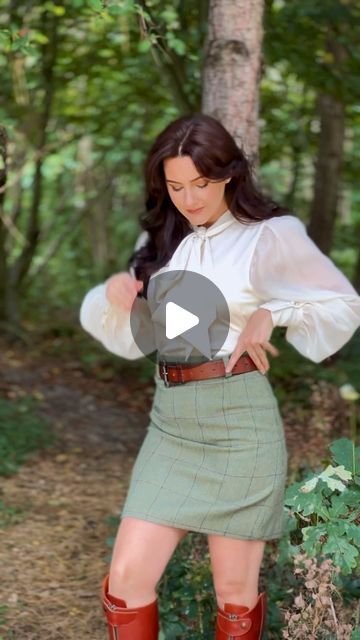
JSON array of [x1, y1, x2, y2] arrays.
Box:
[[160, 361, 186, 387], [160, 360, 170, 387]]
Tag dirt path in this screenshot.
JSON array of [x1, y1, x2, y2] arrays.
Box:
[[0, 340, 349, 639], [0, 342, 154, 639]]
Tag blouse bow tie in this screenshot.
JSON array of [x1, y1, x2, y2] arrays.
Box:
[[162, 208, 236, 275], [148, 209, 236, 304]]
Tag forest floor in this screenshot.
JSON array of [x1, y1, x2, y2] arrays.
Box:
[[0, 335, 352, 639]]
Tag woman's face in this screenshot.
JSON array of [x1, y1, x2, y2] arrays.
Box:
[[163, 155, 230, 228]]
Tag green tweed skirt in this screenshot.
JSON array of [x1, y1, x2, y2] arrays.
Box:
[[120, 362, 288, 540]]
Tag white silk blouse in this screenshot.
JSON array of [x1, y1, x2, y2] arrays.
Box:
[[79, 209, 360, 363]]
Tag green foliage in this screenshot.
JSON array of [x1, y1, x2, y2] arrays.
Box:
[[157, 534, 216, 639], [284, 437, 360, 575], [0, 0, 359, 331], [0, 396, 55, 476]]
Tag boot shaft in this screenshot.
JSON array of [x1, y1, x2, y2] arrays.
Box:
[[215, 591, 267, 640], [102, 574, 159, 640]]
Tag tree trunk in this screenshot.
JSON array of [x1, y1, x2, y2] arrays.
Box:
[[78, 136, 113, 280], [7, 10, 58, 327], [202, 0, 265, 164], [307, 35, 346, 254], [0, 126, 8, 323], [307, 92, 345, 254]]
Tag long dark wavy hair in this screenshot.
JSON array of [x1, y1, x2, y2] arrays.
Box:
[[129, 113, 291, 295]]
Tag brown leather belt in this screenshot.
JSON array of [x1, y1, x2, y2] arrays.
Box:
[[158, 353, 258, 387]]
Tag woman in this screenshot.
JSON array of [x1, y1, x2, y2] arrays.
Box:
[[79, 114, 360, 640]]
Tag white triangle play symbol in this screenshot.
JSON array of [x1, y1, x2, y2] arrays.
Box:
[[165, 301, 199, 340]]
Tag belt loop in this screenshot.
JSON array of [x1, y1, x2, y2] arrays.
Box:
[[222, 355, 233, 378]]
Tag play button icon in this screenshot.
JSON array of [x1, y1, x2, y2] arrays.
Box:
[[166, 302, 199, 339], [130, 269, 230, 364]]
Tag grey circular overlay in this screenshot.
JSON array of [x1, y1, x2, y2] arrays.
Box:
[[130, 270, 230, 364]]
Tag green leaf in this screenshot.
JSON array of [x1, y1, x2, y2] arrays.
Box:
[[340, 486, 360, 507], [108, 5, 125, 15], [322, 535, 358, 574], [330, 438, 359, 473], [88, 0, 103, 11], [138, 39, 152, 53], [336, 521, 360, 547], [328, 494, 348, 519], [0, 30, 11, 48], [284, 479, 328, 516], [52, 5, 66, 16], [301, 524, 327, 556], [167, 35, 186, 56]]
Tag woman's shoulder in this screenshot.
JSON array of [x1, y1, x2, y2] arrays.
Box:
[[261, 213, 306, 233], [261, 213, 307, 238]]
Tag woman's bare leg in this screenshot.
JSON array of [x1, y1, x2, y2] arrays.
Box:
[[207, 535, 266, 610], [108, 516, 188, 607]]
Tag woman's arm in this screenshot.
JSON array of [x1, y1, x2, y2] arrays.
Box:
[[79, 230, 148, 360], [249, 215, 360, 363]]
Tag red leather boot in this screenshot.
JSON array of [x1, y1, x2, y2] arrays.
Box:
[[215, 592, 267, 639], [102, 574, 159, 640]]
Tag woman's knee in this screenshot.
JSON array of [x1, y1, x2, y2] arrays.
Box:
[[208, 536, 266, 595], [109, 517, 187, 590]]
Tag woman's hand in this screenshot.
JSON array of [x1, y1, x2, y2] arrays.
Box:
[[105, 272, 143, 312], [225, 308, 280, 374]]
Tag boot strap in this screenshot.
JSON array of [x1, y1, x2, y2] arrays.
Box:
[[103, 597, 138, 626], [217, 612, 252, 636]]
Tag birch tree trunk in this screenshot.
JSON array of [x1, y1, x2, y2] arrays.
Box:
[[202, 0, 265, 165]]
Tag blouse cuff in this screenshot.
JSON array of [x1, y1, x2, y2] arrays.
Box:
[[80, 283, 129, 334], [258, 299, 305, 327]]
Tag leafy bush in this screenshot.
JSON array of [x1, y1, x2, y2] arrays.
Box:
[[283, 438, 360, 576]]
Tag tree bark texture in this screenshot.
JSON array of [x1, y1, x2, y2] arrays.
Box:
[[0, 126, 8, 322], [307, 92, 345, 254], [307, 33, 347, 254], [202, 0, 264, 165]]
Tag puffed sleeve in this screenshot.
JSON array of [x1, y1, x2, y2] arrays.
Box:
[[249, 215, 360, 363], [79, 230, 149, 360]]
